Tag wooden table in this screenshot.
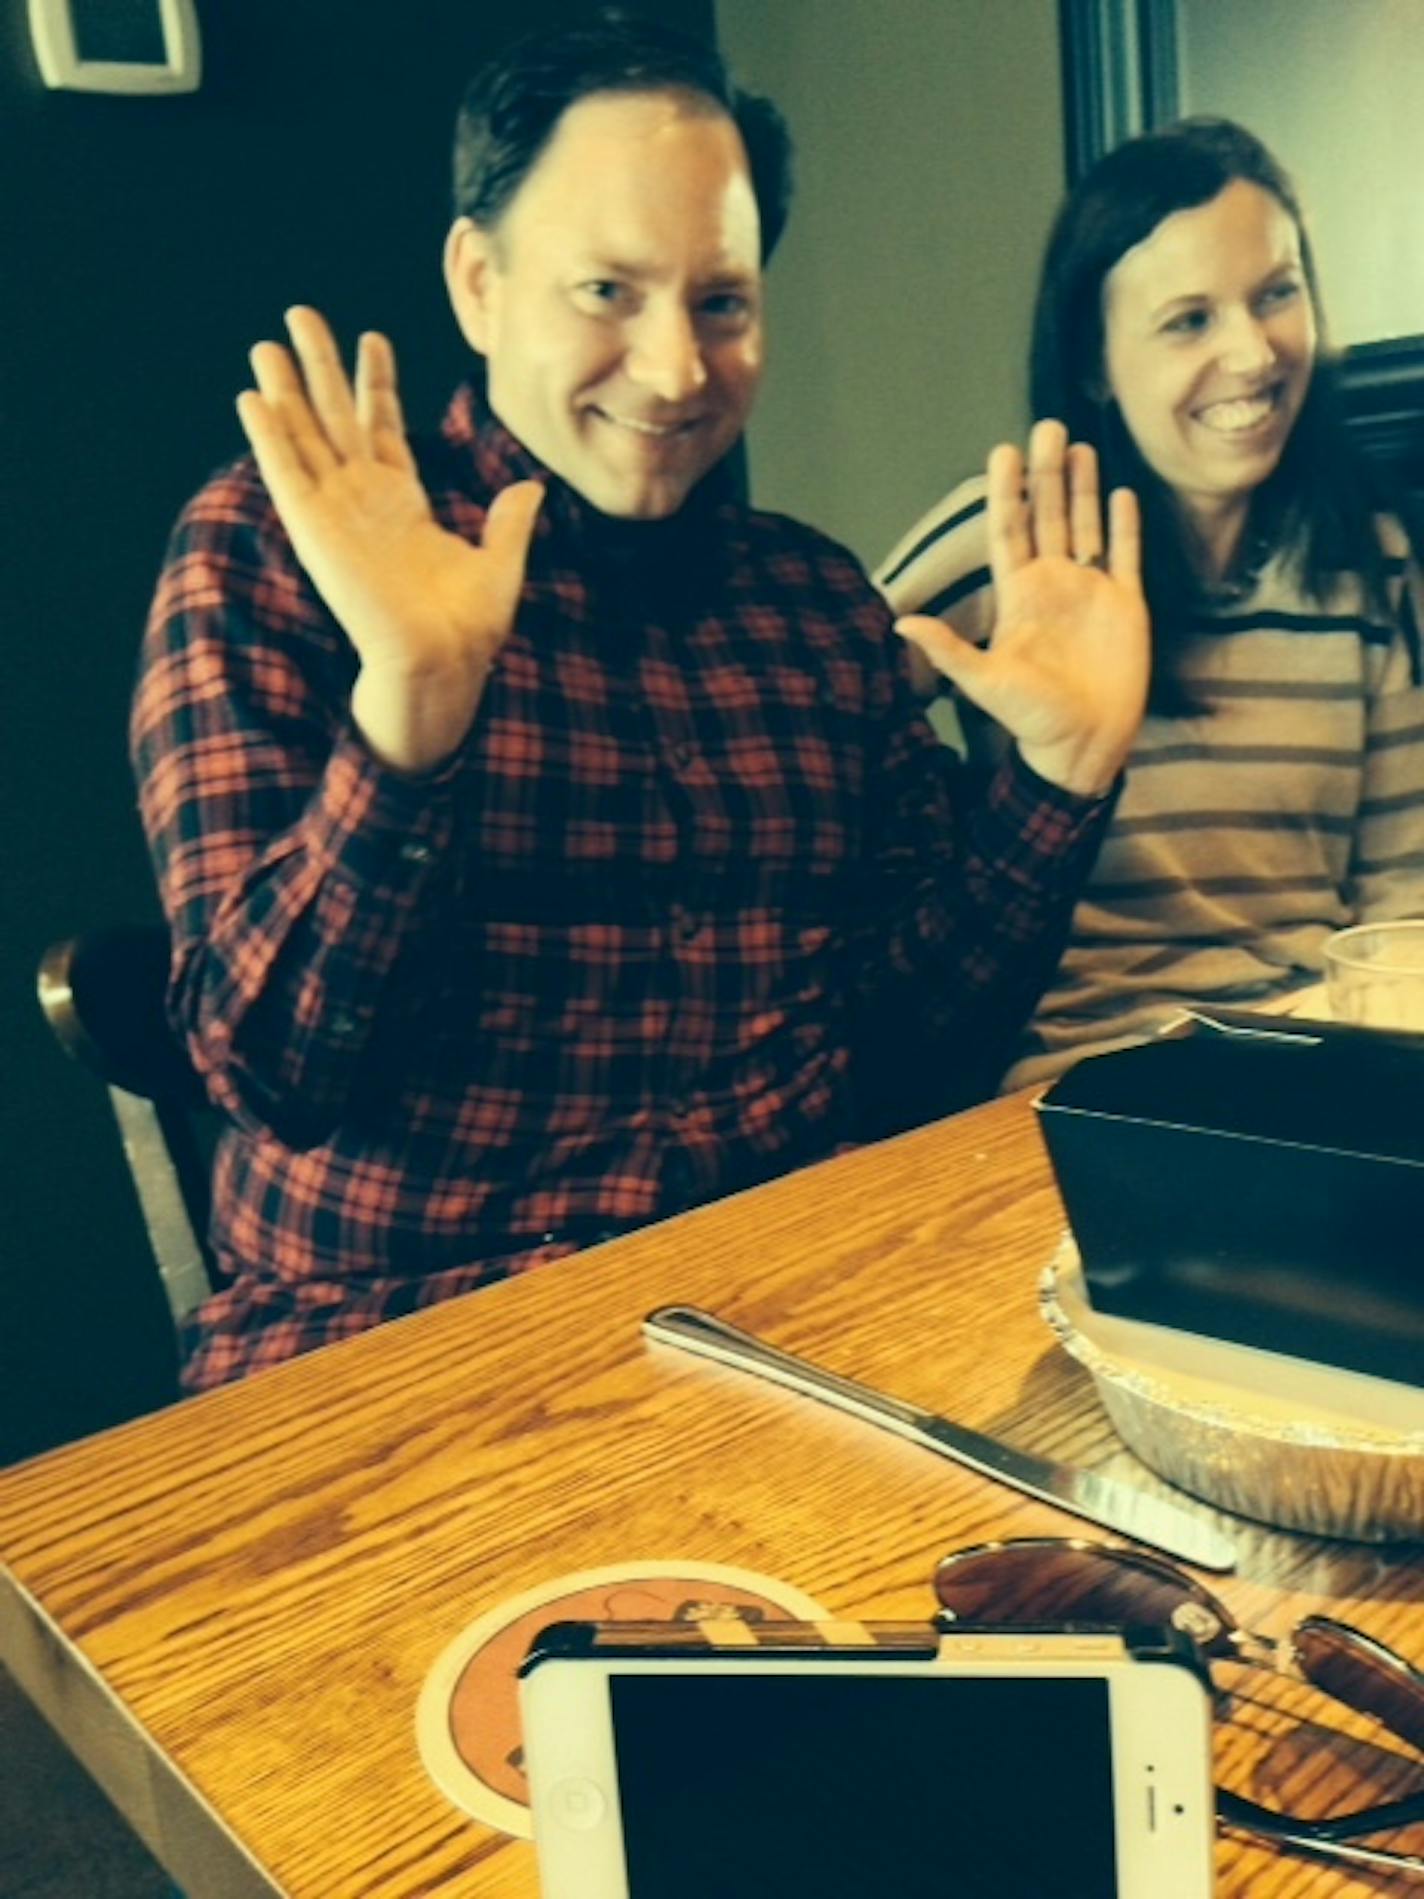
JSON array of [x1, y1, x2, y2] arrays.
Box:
[[2, 1092, 1421, 1897]]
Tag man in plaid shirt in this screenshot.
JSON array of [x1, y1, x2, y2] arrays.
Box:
[[132, 17, 1148, 1390]]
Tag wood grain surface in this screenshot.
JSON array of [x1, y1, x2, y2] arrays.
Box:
[[1, 1092, 1421, 1896]]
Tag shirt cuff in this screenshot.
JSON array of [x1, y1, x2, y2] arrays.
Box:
[[303, 726, 457, 894], [978, 747, 1121, 884], [1002, 745, 1122, 818]]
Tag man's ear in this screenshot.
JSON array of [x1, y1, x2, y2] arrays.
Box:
[[444, 216, 498, 354]]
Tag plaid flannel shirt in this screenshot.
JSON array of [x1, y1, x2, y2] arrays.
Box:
[[132, 387, 1111, 1388]]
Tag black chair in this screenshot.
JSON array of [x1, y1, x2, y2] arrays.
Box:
[[37, 926, 217, 1327]]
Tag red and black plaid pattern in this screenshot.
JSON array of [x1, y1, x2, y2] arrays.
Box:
[[132, 388, 1111, 1390]]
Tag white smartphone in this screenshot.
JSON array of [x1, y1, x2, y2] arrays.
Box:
[[519, 1618, 1216, 1898]]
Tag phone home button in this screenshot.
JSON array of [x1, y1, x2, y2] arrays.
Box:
[[551, 1776, 607, 1831]]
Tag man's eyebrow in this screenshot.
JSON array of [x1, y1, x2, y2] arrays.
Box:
[[577, 255, 654, 280], [576, 254, 759, 288]]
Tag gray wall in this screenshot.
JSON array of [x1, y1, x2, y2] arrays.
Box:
[[0, 0, 713, 1464], [720, 0, 1066, 566]]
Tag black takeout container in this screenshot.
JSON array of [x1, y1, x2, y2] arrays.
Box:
[[1035, 1011, 1424, 1390]]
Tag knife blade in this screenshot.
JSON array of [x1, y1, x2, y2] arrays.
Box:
[[644, 1304, 1236, 1574]]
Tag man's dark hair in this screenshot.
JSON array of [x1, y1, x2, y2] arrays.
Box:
[[452, 10, 793, 262], [1029, 117, 1413, 712]]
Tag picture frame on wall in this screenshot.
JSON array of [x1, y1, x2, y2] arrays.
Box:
[[27, 0, 201, 94]]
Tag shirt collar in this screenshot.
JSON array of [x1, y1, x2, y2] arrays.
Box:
[[441, 381, 548, 493]]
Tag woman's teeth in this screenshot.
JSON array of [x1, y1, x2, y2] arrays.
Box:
[[1195, 391, 1278, 434]]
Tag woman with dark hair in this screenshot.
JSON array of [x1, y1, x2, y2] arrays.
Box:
[[882, 117, 1424, 1086]]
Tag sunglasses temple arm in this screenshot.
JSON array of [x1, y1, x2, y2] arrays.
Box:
[[1218, 1790, 1424, 1877], [1306, 1789, 1424, 1840], [1229, 1785, 1424, 1843]]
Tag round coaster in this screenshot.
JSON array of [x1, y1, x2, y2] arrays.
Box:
[[416, 1561, 829, 1839]]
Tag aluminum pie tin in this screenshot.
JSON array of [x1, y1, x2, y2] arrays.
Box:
[[1041, 1234, 1424, 1543]]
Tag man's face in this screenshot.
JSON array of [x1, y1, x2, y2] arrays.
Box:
[[448, 90, 764, 520]]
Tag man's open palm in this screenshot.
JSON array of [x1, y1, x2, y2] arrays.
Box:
[[897, 422, 1148, 797], [237, 307, 543, 771]]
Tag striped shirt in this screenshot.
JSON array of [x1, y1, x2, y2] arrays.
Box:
[[877, 476, 1424, 1087], [132, 394, 1114, 1387]]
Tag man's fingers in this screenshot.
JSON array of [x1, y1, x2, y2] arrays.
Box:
[[990, 425, 1107, 573], [985, 442, 1031, 580], [894, 613, 989, 696], [250, 340, 338, 479], [355, 331, 416, 473], [1066, 442, 1103, 566], [1106, 485, 1143, 589], [284, 306, 362, 461], [1026, 418, 1070, 560], [481, 480, 545, 601], [236, 390, 316, 517]]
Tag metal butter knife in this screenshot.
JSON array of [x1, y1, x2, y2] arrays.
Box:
[[644, 1305, 1237, 1574]]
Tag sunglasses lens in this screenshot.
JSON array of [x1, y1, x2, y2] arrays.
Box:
[[933, 1542, 1230, 1649], [1294, 1618, 1424, 1754]]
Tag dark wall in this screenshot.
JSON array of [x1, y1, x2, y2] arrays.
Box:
[[0, 0, 715, 1464]]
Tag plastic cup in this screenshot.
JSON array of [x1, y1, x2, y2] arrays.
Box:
[[1324, 920, 1424, 1031]]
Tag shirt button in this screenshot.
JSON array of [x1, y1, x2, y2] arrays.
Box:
[[669, 1098, 691, 1122], [539, 1230, 557, 1246], [668, 740, 695, 771], [672, 906, 703, 944], [399, 839, 434, 866], [330, 1010, 359, 1039]]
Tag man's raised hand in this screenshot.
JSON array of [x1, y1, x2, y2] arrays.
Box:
[[896, 420, 1149, 797], [236, 307, 543, 774]]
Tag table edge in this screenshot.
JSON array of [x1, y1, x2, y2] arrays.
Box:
[[1, 1563, 284, 1899]]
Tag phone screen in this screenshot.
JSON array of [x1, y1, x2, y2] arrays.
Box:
[[610, 1671, 1118, 1899]]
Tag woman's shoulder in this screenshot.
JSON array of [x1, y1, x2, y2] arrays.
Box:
[[873, 473, 993, 626]]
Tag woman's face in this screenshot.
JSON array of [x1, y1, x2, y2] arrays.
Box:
[[1102, 179, 1317, 527]]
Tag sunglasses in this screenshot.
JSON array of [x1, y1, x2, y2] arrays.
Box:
[[932, 1537, 1424, 1881]]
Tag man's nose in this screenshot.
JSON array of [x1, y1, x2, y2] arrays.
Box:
[[625, 306, 709, 402]]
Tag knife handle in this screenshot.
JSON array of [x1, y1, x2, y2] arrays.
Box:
[[643, 1304, 927, 1432]]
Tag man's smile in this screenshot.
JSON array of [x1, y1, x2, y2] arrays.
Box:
[[589, 405, 703, 438]]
